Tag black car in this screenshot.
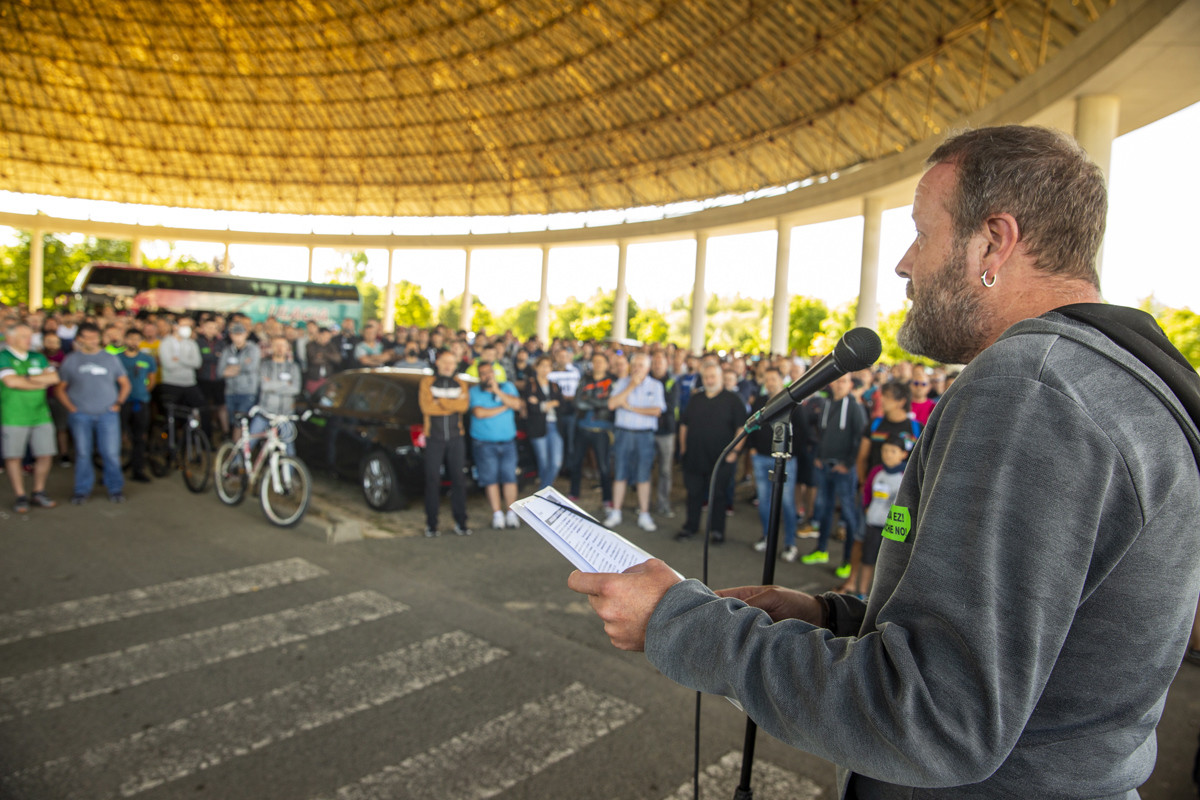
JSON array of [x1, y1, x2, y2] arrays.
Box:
[[294, 367, 535, 511]]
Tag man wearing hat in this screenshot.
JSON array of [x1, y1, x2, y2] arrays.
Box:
[[220, 322, 261, 431]]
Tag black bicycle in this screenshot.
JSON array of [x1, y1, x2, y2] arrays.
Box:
[[147, 402, 212, 493]]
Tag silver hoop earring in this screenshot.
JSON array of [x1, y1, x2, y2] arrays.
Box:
[[981, 271, 997, 288]]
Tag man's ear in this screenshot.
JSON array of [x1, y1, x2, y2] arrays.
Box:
[[980, 213, 1021, 277]]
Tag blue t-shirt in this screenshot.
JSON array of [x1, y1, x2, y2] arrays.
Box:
[[118, 350, 157, 403], [468, 381, 518, 442], [60, 350, 125, 414]]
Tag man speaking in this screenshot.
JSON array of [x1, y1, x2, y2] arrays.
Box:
[[569, 125, 1200, 798]]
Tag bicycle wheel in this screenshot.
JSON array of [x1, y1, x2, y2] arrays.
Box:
[[181, 427, 212, 493], [147, 423, 170, 478], [259, 456, 312, 528], [213, 442, 248, 505]]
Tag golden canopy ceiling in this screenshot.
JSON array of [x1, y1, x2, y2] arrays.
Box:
[[0, 0, 1115, 218]]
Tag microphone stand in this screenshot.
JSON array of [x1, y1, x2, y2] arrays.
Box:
[[731, 418, 792, 800]]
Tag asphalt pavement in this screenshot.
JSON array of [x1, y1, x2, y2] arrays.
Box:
[[0, 461, 1196, 800]]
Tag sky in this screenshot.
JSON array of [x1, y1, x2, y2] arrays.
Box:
[[4, 101, 1198, 315]]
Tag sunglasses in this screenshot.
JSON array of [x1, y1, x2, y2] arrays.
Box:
[[911, 381, 928, 386]]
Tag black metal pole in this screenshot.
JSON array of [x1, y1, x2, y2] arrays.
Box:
[[732, 419, 792, 800]]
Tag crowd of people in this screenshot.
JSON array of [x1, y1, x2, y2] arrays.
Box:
[[1, 299, 959, 595]]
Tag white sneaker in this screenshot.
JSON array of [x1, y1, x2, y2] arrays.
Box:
[[781, 546, 799, 562], [505, 509, 520, 528], [637, 512, 657, 532], [603, 509, 622, 528], [753, 539, 767, 552], [491, 510, 506, 529]]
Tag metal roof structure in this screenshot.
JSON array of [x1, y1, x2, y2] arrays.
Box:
[[0, 0, 1137, 219]]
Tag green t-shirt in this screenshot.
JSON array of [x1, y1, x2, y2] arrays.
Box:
[[0, 347, 53, 427]]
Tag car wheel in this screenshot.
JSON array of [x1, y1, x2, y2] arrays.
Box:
[[360, 451, 406, 511]]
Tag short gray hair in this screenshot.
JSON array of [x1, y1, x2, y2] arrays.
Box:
[[928, 125, 1107, 287]]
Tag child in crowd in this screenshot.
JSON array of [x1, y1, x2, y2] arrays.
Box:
[[837, 434, 909, 598]]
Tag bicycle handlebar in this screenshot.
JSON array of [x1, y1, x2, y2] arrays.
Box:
[[246, 406, 311, 424]]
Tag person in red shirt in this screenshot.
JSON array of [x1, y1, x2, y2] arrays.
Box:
[[909, 370, 937, 426]]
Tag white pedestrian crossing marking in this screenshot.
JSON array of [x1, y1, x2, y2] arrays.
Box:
[[663, 750, 823, 800], [314, 682, 641, 800], [1, 630, 507, 800], [0, 558, 327, 646], [0, 590, 408, 720]]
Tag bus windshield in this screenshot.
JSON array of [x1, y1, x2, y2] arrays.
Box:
[[71, 264, 361, 325]]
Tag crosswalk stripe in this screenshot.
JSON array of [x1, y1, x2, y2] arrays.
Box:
[[0, 558, 327, 646], [1, 630, 507, 800], [314, 682, 641, 800], [0, 590, 408, 721], [662, 750, 823, 800]]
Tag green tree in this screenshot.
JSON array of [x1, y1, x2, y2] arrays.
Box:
[[809, 301, 857, 357], [0, 233, 143, 308], [569, 314, 611, 341], [629, 308, 669, 343], [495, 300, 540, 339], [1156, 306, 1200, 368], [437, 297, 492, 333], [393, 281, 433, 328], [323, 251, 380, 326], [550, 296, 586, 340], [787, 296, 828, 356]]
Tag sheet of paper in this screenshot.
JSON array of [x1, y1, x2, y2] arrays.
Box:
[[511, 487, 671, 575]]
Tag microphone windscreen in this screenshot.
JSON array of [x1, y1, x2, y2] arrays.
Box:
[[833, 327, 883, 372]]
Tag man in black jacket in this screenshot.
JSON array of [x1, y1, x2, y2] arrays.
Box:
[[417, 350, 472, 538], [676, 362, 746, 543]]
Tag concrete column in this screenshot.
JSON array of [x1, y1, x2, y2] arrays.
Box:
[[689, 232, 709, 354], [856, 196, 884, 331], [770, 218, 792, 355], [306, 247, 315, 282], [221, 243, 231, 273], [461, 248, 473, 332], [382, 249, 397, 334], [29, 228, 44, 310], [536, 245, 551, 344], [612, 241, 629, 341], [1075, 95, 1120, 279], [130, 237, 142, 267]]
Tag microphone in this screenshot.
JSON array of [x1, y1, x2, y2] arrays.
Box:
[[744, 327, 882, 432]]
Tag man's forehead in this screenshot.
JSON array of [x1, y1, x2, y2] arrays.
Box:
[[913, 162, 956, 217]]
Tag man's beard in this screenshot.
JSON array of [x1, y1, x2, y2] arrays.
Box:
[[896, 242, 994, 365]]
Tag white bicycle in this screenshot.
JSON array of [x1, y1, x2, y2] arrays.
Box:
[[214, 407, 313, 528]]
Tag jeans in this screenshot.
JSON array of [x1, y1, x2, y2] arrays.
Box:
[[250, 413, 295, 456], [69, 411, 123, 497], [813, 461, 863, 561], [424, 435, 467, 530], [530, 425, 564, 490], [473, 439, 517, 487], [613, 428, 655, 483], [569, 426, 612, 502], [751, 453, 798, 548], [226, 393, 257, 423], [556, 413, 577, 476]]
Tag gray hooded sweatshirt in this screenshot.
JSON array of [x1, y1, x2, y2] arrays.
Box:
[[646, 313, 1200, 799]]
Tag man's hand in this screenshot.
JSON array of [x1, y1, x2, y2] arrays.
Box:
[[567, 559, 682, 651], [714, 585, 825, 625]]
